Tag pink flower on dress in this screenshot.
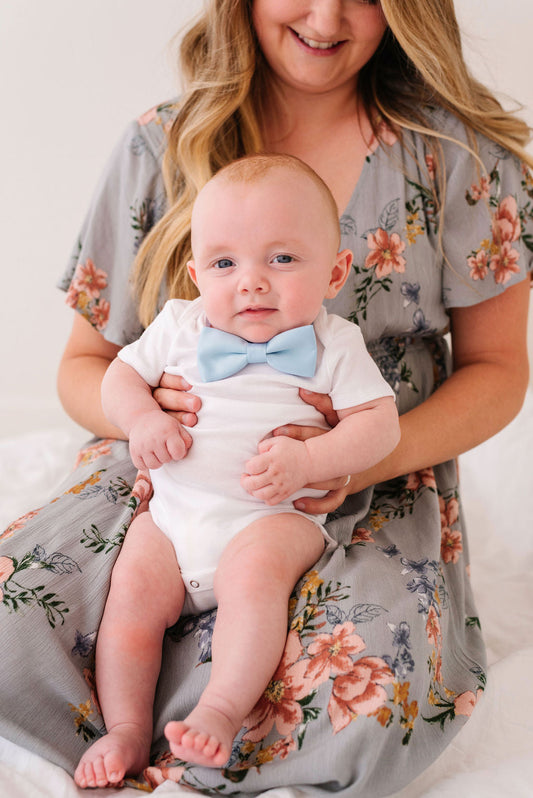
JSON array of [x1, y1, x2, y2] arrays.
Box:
[[425, 605, 442, 649], [131, 471, 154, 518], [268, 734, 297, 761], [364, 229, 406, 277], [0, 556, 15, 599], [74, 440, 113, 469], [351, 527, 375, 545], [467, 248, 489, 281], [425, 154, 436, 181], [65, 283, 81, 310], [137, 106, 158, 126], [143, 764, 185, 788], [90, 298, 111, 331], [405, 467, 437, 492], [492, 196, 521, 243], [439, 495, 462, 564], [469, 176, 490, 202], [72, 259, 108, 299], [305, 622, 366, 687], [439, 495, 459, 529], [441, 528, 463, 564], [328, 656, 394, 734], [454, 689, 482, 717], [243, 630, 315, 743], [489, 240, 521, 285], [1, 509, 41, 541]]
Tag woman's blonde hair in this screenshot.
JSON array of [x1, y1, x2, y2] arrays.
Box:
[[132, 0, 532, 327]]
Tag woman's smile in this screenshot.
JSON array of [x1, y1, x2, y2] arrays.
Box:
[[289, 27, 345, 54]]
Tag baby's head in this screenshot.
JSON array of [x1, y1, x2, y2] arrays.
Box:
[[187, 154, 352, 342]]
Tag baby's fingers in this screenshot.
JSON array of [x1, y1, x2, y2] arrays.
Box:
[[133, 450, 163, 471], [241, 477, 281, 505], [244, 452, 270, 476], [257, 437, 276, 454], [167, 430, 191, 461], [240, 470, 271, 494]]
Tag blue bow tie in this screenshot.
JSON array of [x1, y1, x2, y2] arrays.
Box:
[[197, 325, 317, 382]]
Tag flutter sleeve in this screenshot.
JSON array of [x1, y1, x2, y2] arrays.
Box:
[[57, 106, 173, 346], [434, 112, 533, 308]]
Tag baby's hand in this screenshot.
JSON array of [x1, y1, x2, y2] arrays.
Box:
[[241, 436, 312, 505], [129, 409, 189, 470]]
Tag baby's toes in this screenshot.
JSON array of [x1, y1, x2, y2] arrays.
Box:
[[92, 756, 111, 787], [203, 734, 223, 758], [190, 729, 210, 752], [103, 750, 125, 783]]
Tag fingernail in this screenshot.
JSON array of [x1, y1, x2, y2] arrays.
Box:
[[294, 500, 306, 510]]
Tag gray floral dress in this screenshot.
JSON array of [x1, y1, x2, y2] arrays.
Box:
[[1, 101, 532, 797]]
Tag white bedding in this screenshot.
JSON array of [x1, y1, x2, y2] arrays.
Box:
[[1, 392, 532, 797]]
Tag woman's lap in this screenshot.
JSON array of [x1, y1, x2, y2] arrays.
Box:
[[0, 440, 486, 796]]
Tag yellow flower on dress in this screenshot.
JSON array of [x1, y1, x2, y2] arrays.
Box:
[[393, 681, 410, 706], [66, 471, 105, 495], [405, 212, 424, 245], [300, 570, 323, 597], [369, 510, 387, 532], [374, 706, 393, 727], [69, 698, 95, 729]]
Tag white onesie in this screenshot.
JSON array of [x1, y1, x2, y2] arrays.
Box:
[[119, 298, 394, 614]]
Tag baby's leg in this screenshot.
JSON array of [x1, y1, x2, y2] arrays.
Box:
[[75, 512, 185, 789], [165, 513, 325, 768]]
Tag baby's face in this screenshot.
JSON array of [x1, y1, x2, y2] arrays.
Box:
[[188, 169, 350, 342]]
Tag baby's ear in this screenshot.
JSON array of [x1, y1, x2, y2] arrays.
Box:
[[187, 260, 199, 287], [325, 249, 353, 299]]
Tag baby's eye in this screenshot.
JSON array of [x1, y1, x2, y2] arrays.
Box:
[[272, 254, 294, 264], [213, 258, 235, 269]]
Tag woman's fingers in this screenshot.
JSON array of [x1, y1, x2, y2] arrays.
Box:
[[270, 391, 339, 441], [271, 423, 326, 442], [153, 374, 202, 426], [306, 475, 348, 491], [294, 486, 348, 515], [299, 388, 340, 428], [158, 373, 193, 392]]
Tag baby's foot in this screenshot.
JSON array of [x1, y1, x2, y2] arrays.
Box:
[[74, 722, 150, 788], [165, 706, 238, 768]]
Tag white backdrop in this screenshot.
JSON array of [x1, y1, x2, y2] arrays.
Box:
[[1, 0, 532, 438]]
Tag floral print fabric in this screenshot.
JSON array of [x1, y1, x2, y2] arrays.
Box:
[[2, 102, 532, 796]]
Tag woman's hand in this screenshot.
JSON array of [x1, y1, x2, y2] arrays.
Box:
[[153, 373, 202, 427], [272, 388, 353, 515]]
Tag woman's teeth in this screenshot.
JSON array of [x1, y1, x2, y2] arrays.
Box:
[[298, 34, 340, 50]]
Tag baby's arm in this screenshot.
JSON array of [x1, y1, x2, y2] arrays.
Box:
[[102, 358, 190, 470], [242, 396, 400, 505]]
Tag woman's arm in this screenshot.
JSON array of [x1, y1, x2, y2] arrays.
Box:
[[296, 279, 530, 513], [57, 313, 125, 438]]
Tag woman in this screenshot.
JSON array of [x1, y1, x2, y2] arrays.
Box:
[[1, 1, 531, 795]]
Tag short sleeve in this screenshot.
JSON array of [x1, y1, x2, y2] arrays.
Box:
[[118, 299, 190, 386], [57, 105, 175, 346], [317, 313, 395, 410], [435, 113, 533, 308]]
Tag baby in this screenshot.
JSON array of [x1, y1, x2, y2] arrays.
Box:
[[74, 154, 400, 788]]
